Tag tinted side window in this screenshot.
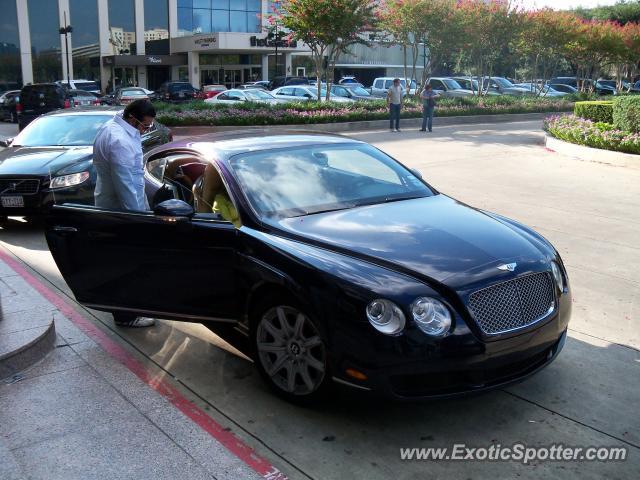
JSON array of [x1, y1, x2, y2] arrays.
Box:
[[430, 80, 444, 90], [374, 80, 382, 89], [384, 80, 393, 89]]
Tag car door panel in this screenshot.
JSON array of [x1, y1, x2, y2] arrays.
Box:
[[45, 205, 240, 321]]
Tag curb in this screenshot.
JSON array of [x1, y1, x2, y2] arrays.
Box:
[[545, 135, 639, 169], [0, 317, 56, 380], [168, 111, 559, 137]]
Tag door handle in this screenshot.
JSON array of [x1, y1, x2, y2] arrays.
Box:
[[52, 226, 78, 233]]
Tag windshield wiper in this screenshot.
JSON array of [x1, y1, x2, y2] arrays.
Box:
[[354, 195, 425, 208], [289, 203, 357, 217]]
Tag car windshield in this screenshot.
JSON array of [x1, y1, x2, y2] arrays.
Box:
[[348, 86, 370, 96], [442, 79, 462, 89], [493, 77, 514, 88], [246, 90, 274, 100], [399, 79, 417, 89], [12, 114, 112, 147], [74, 81, 100, 91], [122, 89, 146, 96], [169, 83, 193, 92], [229, 143, 434, 218], [598, 80, 616, 87]]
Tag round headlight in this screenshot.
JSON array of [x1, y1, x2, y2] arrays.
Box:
[[366, 299, 405, 335], [411, 297, 451, 336], [551, 261, 565, 293]]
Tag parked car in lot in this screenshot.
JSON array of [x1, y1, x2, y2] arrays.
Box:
[[43, 130, 571, 402], [202, 84, 227, 98], [547, 83, 578, 95], [269, 76, 310, 90], [155, 81, 202, 103], [548, 77, 616, 96], [630, 80, 640, 94], [0, 90, 20, 123], [241, 81, 269, 90], [427, 78, 474, 97], [0, 107, 171, 221], [449, 77, 501, 96], [56, 79, 101, 94], [68, 89, 102, 106], [370, 77, 417, 97], [513, 83, 568, 97], [17, 83, 72, 131], [330, 84, 377, 101], [113, 87, 150, 105], [205, 88, 283, 105], [338, 76, 359, 85], [272, 86, 354, 103], [483, 77, 532, 96], [597, 79, 630, 91]]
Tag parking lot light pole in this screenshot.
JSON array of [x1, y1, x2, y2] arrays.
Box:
[[59, 12, 73, 88]]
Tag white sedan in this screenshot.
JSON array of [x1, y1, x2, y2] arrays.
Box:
[[271, 86, 354, 103], [204, 88, 284, 105]]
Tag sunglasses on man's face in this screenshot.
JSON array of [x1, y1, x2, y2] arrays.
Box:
[[132, 118, 154, 132]]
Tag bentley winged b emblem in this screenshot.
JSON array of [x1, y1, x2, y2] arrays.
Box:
[[497, 262, 517, 272]]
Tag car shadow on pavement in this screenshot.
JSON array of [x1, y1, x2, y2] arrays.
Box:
[[112, 314, 639, 480], [0, 217, 49, 251]]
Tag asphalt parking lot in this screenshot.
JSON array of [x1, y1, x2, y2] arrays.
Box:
[[1, 120, 638, 479]]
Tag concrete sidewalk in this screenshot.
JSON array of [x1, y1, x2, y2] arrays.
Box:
[[0, 252, 267, 480]]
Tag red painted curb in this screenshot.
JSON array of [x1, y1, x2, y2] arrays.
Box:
[[0, 248, 287, 480]]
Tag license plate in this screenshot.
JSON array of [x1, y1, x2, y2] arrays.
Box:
[[1, 196, 24, 207], [179, 92, 185, 98]]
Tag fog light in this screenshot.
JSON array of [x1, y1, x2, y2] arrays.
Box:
[[551, 261, 565, 293], [411, 297, 451, 336], [366, 299, 405, 335], [345, 368, 367, 381]]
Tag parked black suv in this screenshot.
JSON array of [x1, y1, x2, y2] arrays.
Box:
[[268, 76, 310, 90], [18, 83, 71, 131], [155, 81, 201, 103]]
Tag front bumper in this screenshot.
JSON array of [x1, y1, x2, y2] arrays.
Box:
[[330, 291, 571, 400], [0, 180, 94, 217]]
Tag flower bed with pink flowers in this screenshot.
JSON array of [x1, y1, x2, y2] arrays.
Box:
[[155, 97, 573, 127], [544, 114, 640, 155]]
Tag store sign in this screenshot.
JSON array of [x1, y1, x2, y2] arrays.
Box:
[[194, 36, 218, 48], [147, 56, 162, 64], [250, 36, 297, 49]]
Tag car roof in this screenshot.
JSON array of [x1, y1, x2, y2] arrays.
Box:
[[42, 106, 123, 117], [172, 130, 363, 158]]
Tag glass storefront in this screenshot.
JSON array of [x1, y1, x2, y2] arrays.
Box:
[[0, 0, 22, 87], [199, 54, 261, 88], [28, 0, 61, 83], [178, 0, 261, 36], [145, 0, 170, 55], [108, 0, 136, 55], [69, 0, 100, 82]]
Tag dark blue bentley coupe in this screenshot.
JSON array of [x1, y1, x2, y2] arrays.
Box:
[[45, 131, 571, 402]]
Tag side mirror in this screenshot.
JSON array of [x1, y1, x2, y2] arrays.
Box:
[[0, 137, 14, 147], [153, 199, 194, 218], [410, 168, 423, 179]]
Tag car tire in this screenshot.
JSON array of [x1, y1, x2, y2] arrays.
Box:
[[251, 297, 331, 404]]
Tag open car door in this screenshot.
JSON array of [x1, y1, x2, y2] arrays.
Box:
[[45, 203, 239, 322]]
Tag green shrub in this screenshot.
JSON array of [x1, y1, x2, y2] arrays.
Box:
[[612, 96, 640, 133], [574, 101, 613, 123]]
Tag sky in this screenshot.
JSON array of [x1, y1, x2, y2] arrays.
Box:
[[517, 0, 622, 10]]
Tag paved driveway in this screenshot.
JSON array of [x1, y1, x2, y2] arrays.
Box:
[[0, 120, 638, 479]]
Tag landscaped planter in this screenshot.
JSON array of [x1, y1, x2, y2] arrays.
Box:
[[545, 134, 640, 169]]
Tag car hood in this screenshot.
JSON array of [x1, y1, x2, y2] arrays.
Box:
[[0, 146, 93, 176], [272, 195, 550, 287]]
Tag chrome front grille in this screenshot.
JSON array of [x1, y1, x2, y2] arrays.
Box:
[[468, 272, 555, 335], [0, 178, 40, 195]]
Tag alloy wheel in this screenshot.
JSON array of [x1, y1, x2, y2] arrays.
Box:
[[256, 306, 326, 396]]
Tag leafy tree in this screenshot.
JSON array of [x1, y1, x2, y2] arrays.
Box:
[[575, 0, 640, 25], [276, 0, 377, 100]]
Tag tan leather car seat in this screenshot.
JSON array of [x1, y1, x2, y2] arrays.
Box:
[[164, 156, 200, 199], [192, 164, 224, 213]]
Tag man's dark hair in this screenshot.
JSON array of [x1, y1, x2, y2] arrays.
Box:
[[124, 99, 156, 121], [425, 84, 433, 90]]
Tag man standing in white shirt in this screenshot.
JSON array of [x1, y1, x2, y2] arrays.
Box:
[[93, 99, 157, 327], [386, 78, 403, 133]]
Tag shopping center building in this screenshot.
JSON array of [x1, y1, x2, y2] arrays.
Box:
[[0, 0, 422, 93]]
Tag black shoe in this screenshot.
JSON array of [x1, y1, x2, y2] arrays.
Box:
[[419, 129, 426, 132]]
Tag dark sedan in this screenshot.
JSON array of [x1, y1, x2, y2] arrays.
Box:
[[44, 131, 571, 403], [0, 90, 20, 123], [330, 84, 378, 102], [0, 107, 171, 221]]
